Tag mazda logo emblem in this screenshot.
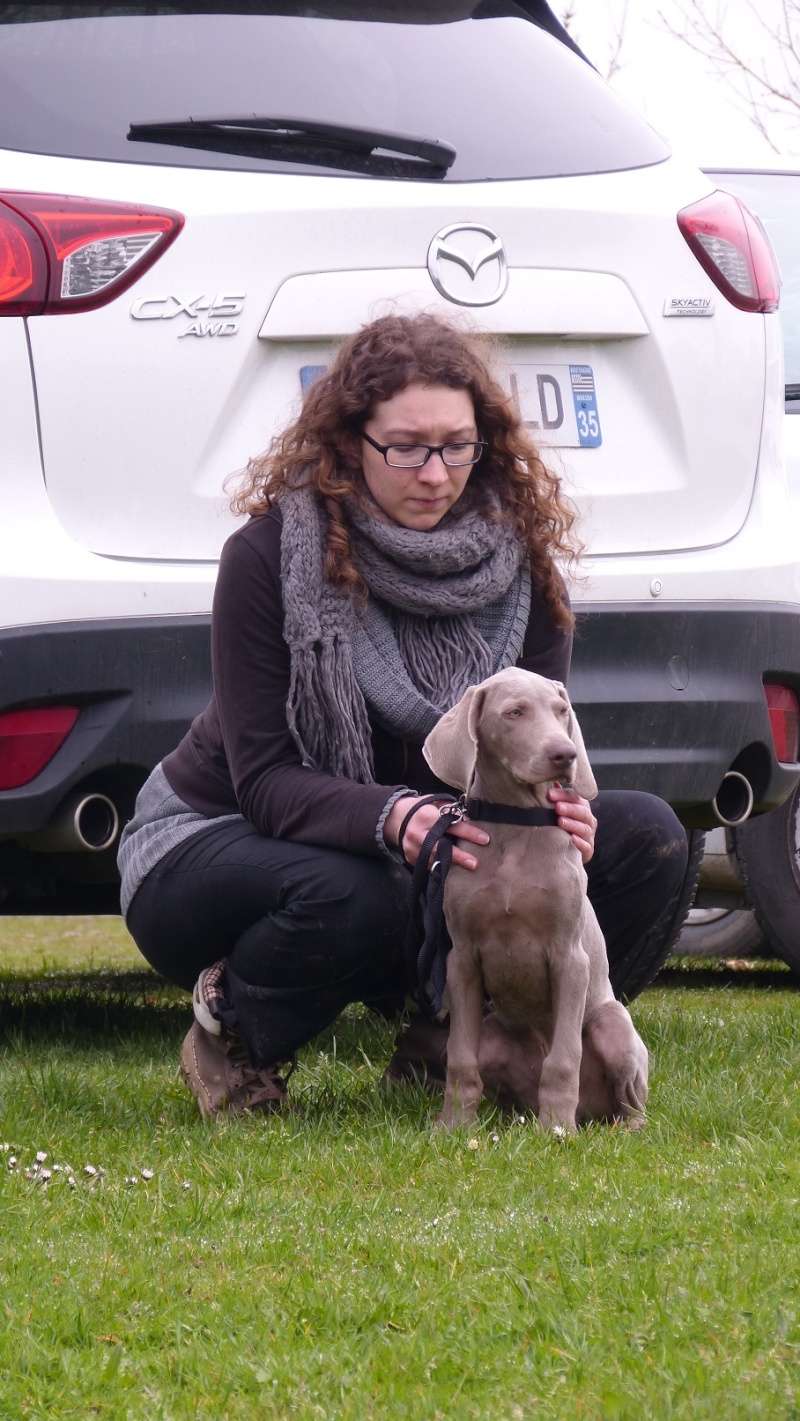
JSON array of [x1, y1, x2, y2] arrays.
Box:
[[427, 223, 509, 307]]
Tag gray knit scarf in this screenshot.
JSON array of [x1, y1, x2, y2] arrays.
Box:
[[280, 485, 531, 783]]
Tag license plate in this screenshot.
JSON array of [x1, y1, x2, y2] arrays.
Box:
[[300, 360, 602, 449], [509, 363, 602, 448]]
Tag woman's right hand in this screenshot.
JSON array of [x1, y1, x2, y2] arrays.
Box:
[[383, 795, 490, 871]]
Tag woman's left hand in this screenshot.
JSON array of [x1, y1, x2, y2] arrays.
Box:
[[547, 786, 597, 864]]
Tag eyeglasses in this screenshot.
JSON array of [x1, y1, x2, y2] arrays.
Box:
[[362, 430, 487, 469]]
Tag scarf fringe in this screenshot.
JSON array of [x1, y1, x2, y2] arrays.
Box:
[[395, 613, 494, 709], [286, 638, 376, 783]]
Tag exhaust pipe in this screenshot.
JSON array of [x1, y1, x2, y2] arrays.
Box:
[[712, 771, 754, 827], [25, 792, 120, 854]]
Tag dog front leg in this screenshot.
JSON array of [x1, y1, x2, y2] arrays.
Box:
[[436, 949, 484, 1130], [538, 946, 590, 1133]]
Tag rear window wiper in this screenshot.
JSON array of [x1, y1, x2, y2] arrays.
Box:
[[128, 115, 456, 177]]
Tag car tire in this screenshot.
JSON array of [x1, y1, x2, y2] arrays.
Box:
[[732, 782, 800, 975], [676, 907, 765, 958], [612, 828, 706, 1001]]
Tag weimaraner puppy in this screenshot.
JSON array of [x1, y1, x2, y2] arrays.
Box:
[[422, 667, 649, 1132]]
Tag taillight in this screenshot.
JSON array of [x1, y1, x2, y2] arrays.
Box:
[[0, 706, 79, 790], [677, 189, 780, 314], [0, 192, 183, 316], [764, 683, 800, 763]]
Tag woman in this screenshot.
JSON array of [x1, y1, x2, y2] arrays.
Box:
[[118, 313, 688, 1118]]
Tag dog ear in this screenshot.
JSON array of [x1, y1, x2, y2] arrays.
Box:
[[423, 685, 486, 792], [555, 683, 598, 801]]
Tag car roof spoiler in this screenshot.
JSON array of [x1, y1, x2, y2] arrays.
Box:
[[22, 3, 588, 66]]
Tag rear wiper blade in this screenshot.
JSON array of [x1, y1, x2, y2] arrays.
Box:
[[128, 115, 456, 172]]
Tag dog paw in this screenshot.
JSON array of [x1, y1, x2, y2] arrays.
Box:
[[622, 1111, 647, 1132], [434, 1104, 479, 1131], [537, 1110, 577, 1135]]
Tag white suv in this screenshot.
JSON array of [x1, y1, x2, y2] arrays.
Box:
[[680, 166, 800, 972], [1, 4, 798, 970]]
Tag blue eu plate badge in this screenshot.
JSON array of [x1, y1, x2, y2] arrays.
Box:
[[569, 364, 602, 448]]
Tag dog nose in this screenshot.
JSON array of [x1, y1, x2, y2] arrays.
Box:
[[548, 745, 577, 773]]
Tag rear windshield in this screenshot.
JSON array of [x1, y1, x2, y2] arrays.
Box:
[[0, 3, 669, 182], [706, 170, 800, 388]]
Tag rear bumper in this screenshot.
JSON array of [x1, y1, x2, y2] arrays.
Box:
[[0, 615, 212, 835], [571, 600, 800, 822], [0, 600, 798, 841]]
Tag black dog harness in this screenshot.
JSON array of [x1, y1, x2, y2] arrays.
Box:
[[402, 793, 560, 1017]]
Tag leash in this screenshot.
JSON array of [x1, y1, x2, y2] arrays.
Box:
[[404, 793, 560, 1018]]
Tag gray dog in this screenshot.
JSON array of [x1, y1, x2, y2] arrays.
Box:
[[422, 667, 649, 1133]]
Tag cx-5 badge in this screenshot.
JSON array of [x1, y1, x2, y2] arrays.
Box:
[[130, 292, 245, 336], [427, 224, 508, 306]]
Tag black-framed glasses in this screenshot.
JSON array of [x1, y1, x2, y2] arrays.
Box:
[[362, 430, 487, 469]]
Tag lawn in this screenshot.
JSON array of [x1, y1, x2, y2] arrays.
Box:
[[0, 918, 798, 1421]]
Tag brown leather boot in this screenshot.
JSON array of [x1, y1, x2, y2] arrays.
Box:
[[179, 1020, 291, 1119], [382, 1013, 448, 1093]]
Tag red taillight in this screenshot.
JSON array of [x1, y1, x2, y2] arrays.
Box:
[[0, 192, 183, 316], [764, 683, 800, 763], [677, 189, 780, 314], [0, 706, 79, 789]]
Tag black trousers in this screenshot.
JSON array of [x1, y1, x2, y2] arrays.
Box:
[[126, 791, 688, 1066]]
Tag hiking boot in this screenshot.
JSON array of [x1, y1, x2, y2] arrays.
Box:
[[192, 959, 226, 1036], [179, 1020, 291, 1119], [381, 1013, 448, 1094]]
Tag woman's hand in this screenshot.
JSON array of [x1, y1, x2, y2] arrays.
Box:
[[547, 786, 597, 863], [384, 795, 490, 871]]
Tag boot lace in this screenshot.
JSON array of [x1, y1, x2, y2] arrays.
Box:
[[227, 1038, 295, 1107]]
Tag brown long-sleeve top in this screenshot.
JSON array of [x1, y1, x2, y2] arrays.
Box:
[[162, 507, 573, 857]]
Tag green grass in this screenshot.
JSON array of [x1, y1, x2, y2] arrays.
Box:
[[0, 920, 798, 1421]]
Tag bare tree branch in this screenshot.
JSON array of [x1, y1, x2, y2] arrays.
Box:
[[558, 2, 578, 32], [656, 0, 800, 148], [606, 0, 630, 81], [552, 0, 630, 81]]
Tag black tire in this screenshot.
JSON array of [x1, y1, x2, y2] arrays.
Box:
[[612, 829, 706, 1001], [676, 907, 765, 959], [733, 782, 800, 975]]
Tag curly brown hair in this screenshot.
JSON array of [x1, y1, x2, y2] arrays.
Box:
[[231, 312, 580, 629]]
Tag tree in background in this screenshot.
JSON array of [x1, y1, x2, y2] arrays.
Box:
[[555, 0, 630, 80], [555, 0, 800, 154], [657, 1, 800, 153]]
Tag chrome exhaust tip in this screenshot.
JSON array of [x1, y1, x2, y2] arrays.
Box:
[[25, 792, 120, 854], [73, 793, 119, 851], [712, 771, 754, 827]]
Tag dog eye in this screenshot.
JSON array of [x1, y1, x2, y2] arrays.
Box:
[[504, 705, 525, 719]]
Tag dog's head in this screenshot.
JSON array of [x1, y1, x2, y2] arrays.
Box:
[[423, 667, 597, 800]]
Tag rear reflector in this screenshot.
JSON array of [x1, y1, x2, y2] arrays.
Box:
[[0, 706, 79, 789], [0, 192, 183, 316], [764, 683, 800, 763], [677, 189, 780, 313]]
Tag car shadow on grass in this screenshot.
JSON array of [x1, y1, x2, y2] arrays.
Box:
[[0, 970, 403, 1062], [0, 971, 189, 1044], [657, 956, 797, 992]]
